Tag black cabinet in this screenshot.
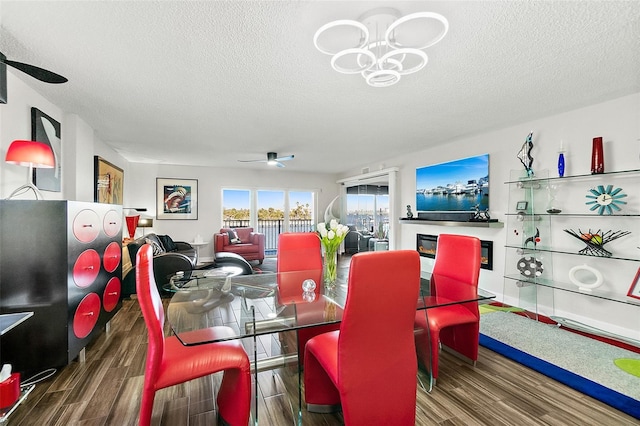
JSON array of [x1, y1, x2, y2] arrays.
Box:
[[0, 200, 122, 376]]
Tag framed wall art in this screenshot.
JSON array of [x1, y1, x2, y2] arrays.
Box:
[[32, 107, 62, 192], [156, 178, 198, 220], [94, 156, 124, 204], [627, 267, 640, 300]]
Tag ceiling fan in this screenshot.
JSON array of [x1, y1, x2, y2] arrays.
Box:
[[238, 152, 295, 168], [1, 51, 68, 104]]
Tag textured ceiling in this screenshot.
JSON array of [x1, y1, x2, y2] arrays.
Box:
[[1, 1, 639, 174]]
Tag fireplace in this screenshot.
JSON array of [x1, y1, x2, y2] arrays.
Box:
[[417, 234, 493, 270]]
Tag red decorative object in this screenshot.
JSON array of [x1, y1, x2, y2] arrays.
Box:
[[136, 244, 251, 426], [125, 215, 140, 238], [4, 140, 55, 199], [591, 136, 604, 174]]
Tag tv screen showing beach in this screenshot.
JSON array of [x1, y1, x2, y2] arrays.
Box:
[[416, 154, 489, 212]]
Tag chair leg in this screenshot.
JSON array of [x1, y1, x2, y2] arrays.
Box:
[[217, 367, 252, 426]]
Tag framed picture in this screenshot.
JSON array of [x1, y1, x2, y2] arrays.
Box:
[[32, 107, 62, 192], [94, 156, 124, 204], [627, 267, 640, 300], [516, 201, 528, 211], [157, 178, 198, 220]]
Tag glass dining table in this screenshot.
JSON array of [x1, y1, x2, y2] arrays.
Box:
[[165, 267, 495, 425]]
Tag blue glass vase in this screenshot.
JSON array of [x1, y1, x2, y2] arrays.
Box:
[[558, 152, 565, 177]]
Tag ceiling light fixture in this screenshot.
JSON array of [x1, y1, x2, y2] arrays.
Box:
[[313, 8, 449, 88]]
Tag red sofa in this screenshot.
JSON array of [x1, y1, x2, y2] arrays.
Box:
[[214, 227, 265, 264]]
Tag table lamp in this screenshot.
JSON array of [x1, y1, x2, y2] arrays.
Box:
[[138, 217, 154, 235], [4, 140, 55, 200]]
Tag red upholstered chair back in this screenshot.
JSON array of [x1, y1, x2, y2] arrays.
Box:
[[136, 244, 166, 387], [432, 234, 481, 316], [277, 232, 322, 271], [338, 250, 420, 423], [277, 232, 323, 301]]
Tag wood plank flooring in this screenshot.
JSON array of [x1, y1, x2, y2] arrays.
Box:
[[6, 298, 638, 425]]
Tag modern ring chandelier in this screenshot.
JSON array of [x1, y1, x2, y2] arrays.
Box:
[[313, 8, 449, 88]]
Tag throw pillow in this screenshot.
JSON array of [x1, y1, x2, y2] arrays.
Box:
[[145, 238, 164, 255], [228, 230, 241, 244], [158, 234, 178, 252]]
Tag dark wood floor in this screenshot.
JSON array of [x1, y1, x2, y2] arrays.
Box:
[[6, 298, 638, 425]]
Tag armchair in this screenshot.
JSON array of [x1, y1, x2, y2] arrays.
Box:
[[214, 227, 265, 264], [122, 233, 197, 297], [414, 234, 481, 383], [344, 225, 371, 254]]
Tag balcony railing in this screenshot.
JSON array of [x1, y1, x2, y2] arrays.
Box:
[[222, 219, 315, 254]]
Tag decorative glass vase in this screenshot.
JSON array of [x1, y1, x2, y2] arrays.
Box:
[[323, 248, 338, 291], [591, 137, 604, 174]]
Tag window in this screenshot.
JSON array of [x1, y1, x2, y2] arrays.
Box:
[[222, 188, 315, 254]]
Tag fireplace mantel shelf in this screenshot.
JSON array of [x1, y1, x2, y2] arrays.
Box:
[[399, 218, 504, 228]]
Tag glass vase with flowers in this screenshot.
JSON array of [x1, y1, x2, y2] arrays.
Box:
[[316, 219, 349, 291]]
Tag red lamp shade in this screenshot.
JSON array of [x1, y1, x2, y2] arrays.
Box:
[[5, 140, 55, 168]]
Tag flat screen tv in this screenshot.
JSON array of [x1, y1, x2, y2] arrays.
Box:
[[416, 154, 489, 213]]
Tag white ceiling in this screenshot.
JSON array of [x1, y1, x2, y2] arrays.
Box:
[[1, 1, 639, 174]]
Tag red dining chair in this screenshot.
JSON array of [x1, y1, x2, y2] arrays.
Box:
[[135, 244, 251, 426], [304, 250, 421, 425], [414, 234, 481, 382], [276, 232, 339, 366]]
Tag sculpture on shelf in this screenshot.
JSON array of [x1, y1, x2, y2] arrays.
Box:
[[406, 205, 413, 218], [564, 228, 631, 257], [524, 227, 540, 248], [517, 131, 534, 177], [470, 204, 490, 221], [517, 256, 544, 278]]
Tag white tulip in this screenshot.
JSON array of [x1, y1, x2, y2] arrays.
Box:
[[329, 219, 338, 230], [317, 223, 325, 233], [328, 230, 335, 240], [319, 227, 328, 238]]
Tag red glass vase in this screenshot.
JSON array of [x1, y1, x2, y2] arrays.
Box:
[[125, 215, 140, 238], [591, 137, 604, 174]]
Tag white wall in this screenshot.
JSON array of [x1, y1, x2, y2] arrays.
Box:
[[126, 163, 338, 261], [344, 92, 640, 340]]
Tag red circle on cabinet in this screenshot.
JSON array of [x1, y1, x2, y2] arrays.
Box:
[[103, 277, 121, 312], [73, 292, 101, 338], [73, 209, 101, 243], [103, 209, 122, 237], [73, 249, 101, 288], [103, 242, 121, 273]]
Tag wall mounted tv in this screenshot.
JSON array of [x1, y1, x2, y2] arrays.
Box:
[[416, 154, 489, 213]]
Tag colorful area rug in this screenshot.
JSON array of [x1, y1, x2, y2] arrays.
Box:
[[479, 310, 640, 419]]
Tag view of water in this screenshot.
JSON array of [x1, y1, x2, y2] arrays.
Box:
[[416, 192, 488, 212]]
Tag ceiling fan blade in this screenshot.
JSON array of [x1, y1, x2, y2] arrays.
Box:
[[276, 154, 295, 162], [4, 59, 68, 84], [237, 159, 267, 163], [275, 161, 285, 168]]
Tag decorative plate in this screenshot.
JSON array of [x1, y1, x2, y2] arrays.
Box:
[[585, 185, 627, 215]]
